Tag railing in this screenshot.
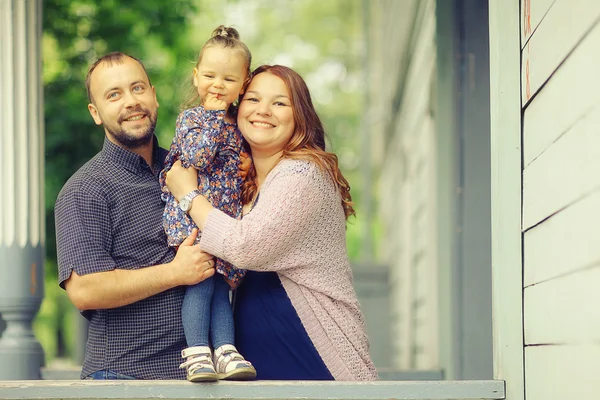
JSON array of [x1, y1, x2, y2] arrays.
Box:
[[0, 380, 505, 400]]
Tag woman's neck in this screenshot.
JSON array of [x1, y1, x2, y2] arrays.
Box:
[[252, 150, 284, 188]]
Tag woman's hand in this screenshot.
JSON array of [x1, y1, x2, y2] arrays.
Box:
[[239, 151, 252, 179], [166, 160, 199, 201]]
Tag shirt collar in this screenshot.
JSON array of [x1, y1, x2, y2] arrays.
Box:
[[101, 136, 164, 175]]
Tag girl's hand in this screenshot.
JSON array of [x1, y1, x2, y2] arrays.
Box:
[[239, 151, 252, 179], [225, 276, 240, 290], [204, 94, 227, 111], [165, 161, 199, 201]]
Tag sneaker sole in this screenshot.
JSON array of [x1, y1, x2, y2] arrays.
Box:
[[218, 367, 257, 381], [188, 372, 218, 382]]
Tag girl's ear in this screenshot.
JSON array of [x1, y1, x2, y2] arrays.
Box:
[[192, 67, 199, 87]]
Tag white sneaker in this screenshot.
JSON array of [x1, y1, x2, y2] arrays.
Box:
[[179, 346, 218, 382], [213, 344, 257, 380]]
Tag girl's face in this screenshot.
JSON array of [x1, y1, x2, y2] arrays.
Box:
[[237, 72, 295, 156], [193, 45, 247, 109]]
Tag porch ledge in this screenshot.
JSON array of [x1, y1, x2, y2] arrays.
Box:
[[0, 380, 505, 400]]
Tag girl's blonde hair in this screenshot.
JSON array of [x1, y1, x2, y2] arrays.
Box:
[[181, 25, 252, 120]]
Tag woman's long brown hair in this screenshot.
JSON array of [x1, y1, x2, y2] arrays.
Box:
[[241, 65, 355, 220]]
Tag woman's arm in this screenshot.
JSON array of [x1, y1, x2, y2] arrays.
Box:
[[165, 160, 214, 231], [166, 160, 338, 271], [202, 163, 334, 270]]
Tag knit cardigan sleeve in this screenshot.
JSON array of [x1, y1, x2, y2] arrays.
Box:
[[199, 160, 330, 271]]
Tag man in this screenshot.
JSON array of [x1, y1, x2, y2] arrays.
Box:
[[55, 52, 215, 380]]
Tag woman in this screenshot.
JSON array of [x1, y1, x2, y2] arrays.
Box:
[[166, 65, 378, 381]]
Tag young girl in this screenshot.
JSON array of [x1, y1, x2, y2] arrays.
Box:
[[159, 25, 256, 382]]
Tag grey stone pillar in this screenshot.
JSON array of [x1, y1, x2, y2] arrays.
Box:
[[0, 0, 45, 380]]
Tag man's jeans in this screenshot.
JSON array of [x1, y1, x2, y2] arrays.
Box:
[[84, 370, 137, 380]]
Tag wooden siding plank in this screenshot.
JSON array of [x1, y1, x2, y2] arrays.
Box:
[[521, 0, 556, 45], [524, 188, 600, 286], [489, 1, 525, 399], [523, 20, 600, 166], [521, 0, 600, 104], [525, 345, 598, 400], [524, 267, 600, 345], [523, 105, 600, 230]]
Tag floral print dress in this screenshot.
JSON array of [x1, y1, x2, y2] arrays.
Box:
[[159, 106, 245, 284]]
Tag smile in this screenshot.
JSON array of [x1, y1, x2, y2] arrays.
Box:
[[123, 114, 145, 122], [251, 121, 275, 128]]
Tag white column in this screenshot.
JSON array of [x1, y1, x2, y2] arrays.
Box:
[[489, 0, 525, 399], [0, 0, 45, 379]]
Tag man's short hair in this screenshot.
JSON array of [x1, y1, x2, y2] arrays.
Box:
[[85, 52, 152, 103]]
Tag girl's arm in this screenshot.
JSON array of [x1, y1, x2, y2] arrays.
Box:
[[176, 107, 226, 171]]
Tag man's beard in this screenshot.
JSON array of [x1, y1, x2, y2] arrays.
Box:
[[107, 106, 157, 149]]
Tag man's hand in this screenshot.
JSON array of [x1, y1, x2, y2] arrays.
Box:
[[171, 229, 215, 286], [204, 94, 227, 111], [239, 151, 252, 179]]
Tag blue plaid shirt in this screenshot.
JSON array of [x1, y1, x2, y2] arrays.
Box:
[[55, 137, 186, 380]]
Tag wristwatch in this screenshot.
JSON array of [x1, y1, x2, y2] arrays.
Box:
[[179, 189, 202, 213]]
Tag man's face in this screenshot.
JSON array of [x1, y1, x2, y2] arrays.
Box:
[[87, 56, 159, 149]]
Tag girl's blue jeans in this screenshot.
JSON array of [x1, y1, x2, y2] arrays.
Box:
[[182, 273, 234, 349]]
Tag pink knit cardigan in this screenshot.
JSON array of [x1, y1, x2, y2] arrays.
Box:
[[200, 158, 378, 381]]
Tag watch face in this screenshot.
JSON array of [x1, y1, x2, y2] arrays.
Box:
[[180, 198, 190, 212]]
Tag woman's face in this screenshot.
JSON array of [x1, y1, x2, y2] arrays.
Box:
[[237, 72, 295, 156]]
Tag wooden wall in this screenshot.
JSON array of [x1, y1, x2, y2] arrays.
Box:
[[520, 0, 600, 398]]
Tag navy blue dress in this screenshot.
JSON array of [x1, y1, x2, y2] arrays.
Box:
[[233, 270, 334, 380]]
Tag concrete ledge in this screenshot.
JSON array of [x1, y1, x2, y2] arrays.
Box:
[[0, 380, 505, 400], [41, 368, 445, 381], [376, 370, 444, 381]]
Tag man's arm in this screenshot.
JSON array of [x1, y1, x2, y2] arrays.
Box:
[[64, 229, 215, 310]]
